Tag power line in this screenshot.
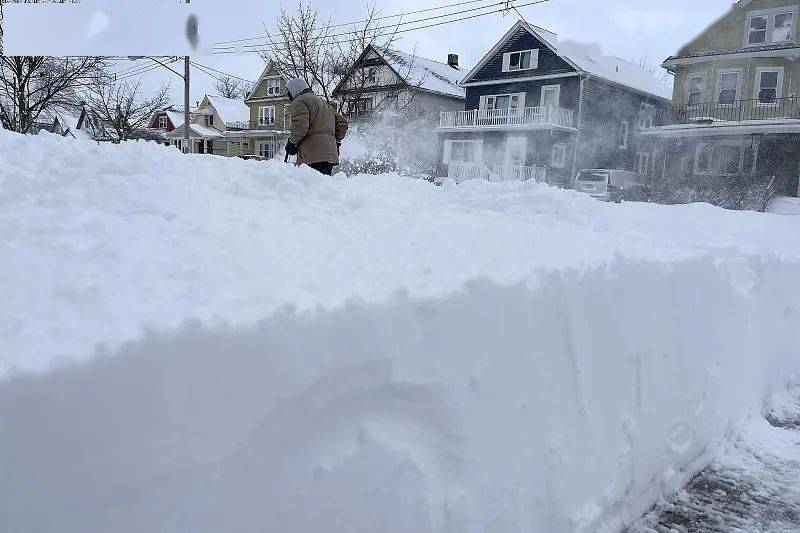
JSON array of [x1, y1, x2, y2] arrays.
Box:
[[211, 0, 551, 56], [210, 0, 497, 47], [211, 0, 508, 53], [188, 61, 254, 84]]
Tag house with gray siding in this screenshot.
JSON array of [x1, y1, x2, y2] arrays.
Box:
[[642, 0, 800, 197], [436, 20, 672, 186]]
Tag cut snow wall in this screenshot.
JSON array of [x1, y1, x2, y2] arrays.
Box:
[[2, 253, 799, 533]]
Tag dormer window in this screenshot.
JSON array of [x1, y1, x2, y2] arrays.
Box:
[[266, 78, 281, 96], [502, 49, 539, 72], [746, 8, 797, 46]]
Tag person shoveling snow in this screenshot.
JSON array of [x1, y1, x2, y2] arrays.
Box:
[[284, 77, 348, 176]]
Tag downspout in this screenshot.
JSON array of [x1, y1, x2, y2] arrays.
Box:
[[570, 74, 586, 187]]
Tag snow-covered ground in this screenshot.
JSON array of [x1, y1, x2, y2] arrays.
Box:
[[1, 130, 799, 532], [768, 196, 800, 215]]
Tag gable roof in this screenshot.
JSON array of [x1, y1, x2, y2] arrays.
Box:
[[377, 48, 466, 99], [463, 20, 672, 102], [332, 44, 466, 100], [204, 96, 250, 124]]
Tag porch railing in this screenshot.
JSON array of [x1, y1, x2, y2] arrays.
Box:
[[649, 97, 800, 127], [440, 106, 575, 129], [225, 120, 286, 131], [447, 163, 547, 183]]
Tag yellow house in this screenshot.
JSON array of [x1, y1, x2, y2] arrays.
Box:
[[236, 64, 291, 159]]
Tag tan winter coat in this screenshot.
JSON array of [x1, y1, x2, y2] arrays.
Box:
[[288, 90, 348, 166]]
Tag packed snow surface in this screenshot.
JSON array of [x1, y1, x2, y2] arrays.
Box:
[[1, 130, 799, 532]]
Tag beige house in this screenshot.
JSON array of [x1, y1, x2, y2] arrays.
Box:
[[166, 95, 251, 155], [642, 0, 800, 196], [236, 64, 292, 159]]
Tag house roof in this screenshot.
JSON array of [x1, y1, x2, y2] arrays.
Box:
[[376, 48, 467, 99], [166, 123, 223, 139], [556, 40, 673, 101], [333, 45, 467, 100], [205, 96, 250, 124], [462, 20, 671, 102]]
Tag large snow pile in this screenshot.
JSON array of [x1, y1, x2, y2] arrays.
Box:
[[1, 131, 799, 533]]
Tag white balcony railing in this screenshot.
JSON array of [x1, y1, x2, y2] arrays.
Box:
[[447, 163, 547, 183], [440, 106, 575, 129]]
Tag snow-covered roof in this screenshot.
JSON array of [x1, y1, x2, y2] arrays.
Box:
[[378, 49, 466, 99], [555, 40, 673, 101], [166, 123, 223, 139], [205, 96, 250, 124], [166, 110, 186, 128]]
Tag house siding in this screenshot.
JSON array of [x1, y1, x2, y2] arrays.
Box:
[[577, 76, 668, 173], [672, 57, 800, 105], [678, 0, 800, 56], [465, 76, 581, 112], [467, 27, 576, 83]]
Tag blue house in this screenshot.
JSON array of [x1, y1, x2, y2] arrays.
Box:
[[437, 20, 672, 186]]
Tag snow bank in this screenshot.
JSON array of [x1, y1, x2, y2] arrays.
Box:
[[1, 130, 799, 532]]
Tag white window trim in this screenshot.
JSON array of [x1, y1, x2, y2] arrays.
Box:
[[552, 143, 566, 168], [257, 139, 276, 159], [259, 105, 276, 125], [686, 72, 706, 106], [480, 93, 526, 111], [540, 84, 561, 107], [754, 67, 784, 104], [443, 139, 483, 164], [715, 69, 743, 105], [619, 121, 629, 150], [265, 77, 282, 96], [693, 141, 744, 176], [158, 116, 168, 129], [638, 103, 655, 129], [744, 6, 798, 47], [635, 152, 650, 175], [502, 49, 540, 72]]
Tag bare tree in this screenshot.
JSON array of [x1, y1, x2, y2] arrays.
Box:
[[0, 56, 104, 132], [262, 2, 419, 115], [213, 75, 252, 99], [637, 55, 671, 86], [85, 77, 170, 142]]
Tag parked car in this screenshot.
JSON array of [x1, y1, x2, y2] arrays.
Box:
[[766, 196, 800, 215], [572, 169, 644, 202], [238, 154, 268, 161]]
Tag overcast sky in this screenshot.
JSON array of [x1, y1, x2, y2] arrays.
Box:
[[106, 0, 733, 106]]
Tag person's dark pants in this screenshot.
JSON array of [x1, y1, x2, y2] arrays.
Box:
[[308, 162, 335, 176]]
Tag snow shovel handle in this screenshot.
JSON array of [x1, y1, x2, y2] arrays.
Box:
[[284, 152, 290, 163]]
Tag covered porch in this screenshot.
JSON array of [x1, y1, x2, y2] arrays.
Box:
[[439, 129, 576, 186]]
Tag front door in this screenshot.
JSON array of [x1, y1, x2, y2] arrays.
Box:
[[505, 136, 527, 167]]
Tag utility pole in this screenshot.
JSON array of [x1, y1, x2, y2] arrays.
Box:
[[184, 55, 190, 153], [184, 0, 191, 154]]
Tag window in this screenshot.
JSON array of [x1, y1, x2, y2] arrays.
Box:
[[774, 12, 795, 42], [552, 144, 566, 169], [484, 93, 524, 111], [158, 116, 168, 129], [352, 98, 373, 115], [694, 142, 742, 175], [687, 74, 705, 106], [259, 106, 276, 125], [540, 85, 560, 107], [638, 103, 655, 129], [444, 140, 481, 163], [502, 49, 539, 72], [618, 121, 629, 149], [635, 152, 650, 175], [266, 78, 281, 96], [205, 114, 214, 127], [258, 139, 275, 159], [716, 71, 740, 105], [748, 15, 769, 44], [746, 9, 797, 46], [755, 68, 782, 104]]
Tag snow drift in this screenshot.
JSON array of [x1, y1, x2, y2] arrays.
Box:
[[1, 131, 799, 532]]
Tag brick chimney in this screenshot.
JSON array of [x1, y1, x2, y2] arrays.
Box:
[[447, 54, 459, 69]]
